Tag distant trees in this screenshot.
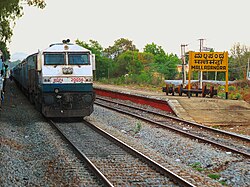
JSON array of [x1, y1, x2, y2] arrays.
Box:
[[0, 41, 10, 61], [76, 38, 181, 85], [104, 38, 138, 59], [76, 39, 112, 80], [143, 43, 180, 80], [0, 0, 46, 61], [0, 0, 46, 42], [229, 43, 250, 80]]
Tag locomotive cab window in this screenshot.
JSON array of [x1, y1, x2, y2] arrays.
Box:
[[44, 53, 65, 65], [68, 53, 89, 65]]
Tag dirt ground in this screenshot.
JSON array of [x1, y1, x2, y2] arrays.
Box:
[[175, 97, 250, 136], [94, 82, 250, 136]]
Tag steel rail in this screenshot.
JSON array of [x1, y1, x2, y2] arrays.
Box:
[[82, 119, 195, 187], [48, 120, 114, 187], [96, 96, 250, 143], [95, 99, 250, 159]]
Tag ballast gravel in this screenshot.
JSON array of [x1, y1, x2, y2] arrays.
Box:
[[85, 104, 250, 187], [0, 80, 102, 186]]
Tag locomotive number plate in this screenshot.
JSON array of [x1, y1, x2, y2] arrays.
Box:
[[50, 77, 86, 83], [71, 77, 85, 83]]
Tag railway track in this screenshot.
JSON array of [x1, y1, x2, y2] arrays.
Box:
[[49, 119, 195, 186], [49, 120, 111, 187], [95, 96, 250, 158]]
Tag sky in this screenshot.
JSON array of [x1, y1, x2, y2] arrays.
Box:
[[8, 0, 250, 59]]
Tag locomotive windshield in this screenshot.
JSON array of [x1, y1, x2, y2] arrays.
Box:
[[68, 53, 89, 65], [44, 53, 65, 65]]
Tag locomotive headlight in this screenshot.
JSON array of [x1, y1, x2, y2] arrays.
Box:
[[54, 88, 59, 93], [56, 95, 62, 99], [43, 78, 51, 82], [85, 77, 92, 82]]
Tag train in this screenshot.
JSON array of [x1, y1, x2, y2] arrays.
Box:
[[12, 40, 96, 118]]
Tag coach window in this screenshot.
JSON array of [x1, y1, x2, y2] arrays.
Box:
[[44, 53, 65, 65], [68, 53, 89, 65]]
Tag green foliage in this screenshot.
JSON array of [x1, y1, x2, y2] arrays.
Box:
[[125, 72, 153, 84], [0, 0, 45, 62], [211, 125, 220, 129], [76, 39, 115, 80], [116, 51, 144, 76], [229, 92, 242, 100], [152, 53, 180, 80], [104, 38, 138, 59], [133, 122, 142, 134], [75, 39, 250, 94], [0, 0, 46, 42], [143, 42, 165, 56], [76, 39, 103, 56], [99, 77, 126, 85], [218, 85, 225, 92], [0, 41, 10, 61], [93, 41, 182, 86], [138, 52, 155, 65], [217, 92, 226, 99], [228, 85, 236, 91], [229, 43, 250, 80], [189, 162, 204, 172], [208, 173, 221, 180], [219, 180, 227, 185]]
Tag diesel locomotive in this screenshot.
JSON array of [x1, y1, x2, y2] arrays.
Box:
[[13, 40, 96, 118]]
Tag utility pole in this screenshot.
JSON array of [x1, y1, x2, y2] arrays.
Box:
[[198, 38, 205, 89], [181, 44, 188, 87], [247, 58, 250, 80]]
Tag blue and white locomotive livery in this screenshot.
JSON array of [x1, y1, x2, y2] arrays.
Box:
[[13, 40, 96, 117]]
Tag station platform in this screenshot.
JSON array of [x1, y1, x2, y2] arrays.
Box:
[[94, 83, 250, 135]]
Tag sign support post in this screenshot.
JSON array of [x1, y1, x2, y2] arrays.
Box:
[[225, 51, 229, 99], [188, 52, 192, 98]]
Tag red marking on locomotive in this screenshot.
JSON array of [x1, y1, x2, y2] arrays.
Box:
[[71, 77, 85, 83], [53, 78, 63, 83]]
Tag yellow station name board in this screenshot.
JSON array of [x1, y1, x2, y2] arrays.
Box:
[[189, 51, 228, 72]]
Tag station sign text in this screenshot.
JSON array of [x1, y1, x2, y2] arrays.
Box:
[[189, 51, 228, 72]]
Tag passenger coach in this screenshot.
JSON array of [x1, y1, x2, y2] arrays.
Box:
[[13, 40, 96, 118]]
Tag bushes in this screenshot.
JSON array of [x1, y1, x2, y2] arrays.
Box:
[[100, 72, 163, 86], [98, 76, 250, 103]]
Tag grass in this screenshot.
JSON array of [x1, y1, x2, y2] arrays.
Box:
[[133, 122, 142, 134], [211, 125, 221, 129], [208, 173, 221, 180], [217, 80, 250, 102], [219, 180, 227, 185], [189, 162, 204, 172]]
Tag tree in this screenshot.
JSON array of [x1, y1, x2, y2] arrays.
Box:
[[76, 39, 103, 57], [76, 39, 114, 80], [0, 0, 46, 62], [0, 0, 46, 42], [230, 43, 250, 80], [104, 38, 138, 59], [143, 42, 165, 56], [0, 41, 10, 61], [143, 43, 180, 79], [152, 53, 180, 80], [116, 51, 143, 76]]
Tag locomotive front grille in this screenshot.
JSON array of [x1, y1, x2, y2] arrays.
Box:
[[43, 92, 95, 110]]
